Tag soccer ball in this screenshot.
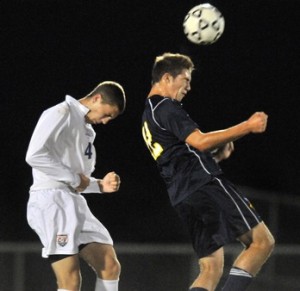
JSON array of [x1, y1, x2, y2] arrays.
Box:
[[183, 3, 225, 45]]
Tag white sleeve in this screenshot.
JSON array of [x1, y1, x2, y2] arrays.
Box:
[[25, 106, 80, 188], [81, 177, 102, 194]]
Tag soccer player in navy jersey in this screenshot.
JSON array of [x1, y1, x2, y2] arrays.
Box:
[[142, 53, 274, 291]]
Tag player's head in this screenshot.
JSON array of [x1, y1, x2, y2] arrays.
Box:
[[151, 53, 194, 102], [83, 81, 126, 125], [151, 53, 194, 84], [86, 81, 126, 114]]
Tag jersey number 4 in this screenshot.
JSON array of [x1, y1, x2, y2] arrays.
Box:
[[142, 121, 163, 160], [85, 142, 93, 159]]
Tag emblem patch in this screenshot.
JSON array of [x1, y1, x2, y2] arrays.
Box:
[[57, 234, 68, 247]]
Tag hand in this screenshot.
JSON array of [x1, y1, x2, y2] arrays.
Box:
[[98, 171, 121, 193], [212, 142, 234, 163], [76, 173, 90, 192], [221, 141, 234, 160], [247, 112, 268, 133]]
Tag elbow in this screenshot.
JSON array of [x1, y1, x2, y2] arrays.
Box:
[[25, 153, 33, 166], [198, 143, 211, 152], [25, 151, 37, 167], [185, 130, 215, 152], [191, 140, 213, 152]]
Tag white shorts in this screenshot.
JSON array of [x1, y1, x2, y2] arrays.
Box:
[[27, 188, 113, 258]]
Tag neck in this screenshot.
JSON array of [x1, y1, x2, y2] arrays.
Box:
[[79, 97, 91, 108], [148, 83, 168, 98]]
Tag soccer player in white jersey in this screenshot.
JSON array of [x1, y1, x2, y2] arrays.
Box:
[[26, 81, 126, 291]]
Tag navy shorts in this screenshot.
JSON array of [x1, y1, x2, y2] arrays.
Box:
[[174, 176, 262, 258]]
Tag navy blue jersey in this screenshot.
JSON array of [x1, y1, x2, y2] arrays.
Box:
[[142, 95, 223, 206]]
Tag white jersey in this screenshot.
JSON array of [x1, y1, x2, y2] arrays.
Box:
[[26, 95, 101, 193]]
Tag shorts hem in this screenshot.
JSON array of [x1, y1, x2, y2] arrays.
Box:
[[42, 249, 78, 258], [41, 240, 113, 258]]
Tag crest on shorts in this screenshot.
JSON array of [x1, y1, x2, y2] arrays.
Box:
[[56, 234, 68, 247]]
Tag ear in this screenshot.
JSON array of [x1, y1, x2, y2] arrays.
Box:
[[92, 93, 102, 103], [162, 73, 172, 83]]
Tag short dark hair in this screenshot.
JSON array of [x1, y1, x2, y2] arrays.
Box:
[[86, 81, 126, 114], [151, 53, 194, 84]]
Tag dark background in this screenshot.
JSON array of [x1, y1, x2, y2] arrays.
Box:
[[1, 0, 299, 244]]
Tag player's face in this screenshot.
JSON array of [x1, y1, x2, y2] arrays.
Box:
[[168, 69, 192, 102], [85, 95, 120, 125]]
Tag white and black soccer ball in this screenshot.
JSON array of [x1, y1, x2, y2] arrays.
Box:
[[183, 3, 225, 45]]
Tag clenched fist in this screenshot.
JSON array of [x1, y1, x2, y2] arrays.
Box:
[[98, 171, 121, 193], [247, 112, 268, 133]]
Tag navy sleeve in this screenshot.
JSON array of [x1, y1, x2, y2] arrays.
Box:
[[155, 99, 199, 141]]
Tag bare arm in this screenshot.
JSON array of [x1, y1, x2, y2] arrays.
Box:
[[186, 112, 268, 152]]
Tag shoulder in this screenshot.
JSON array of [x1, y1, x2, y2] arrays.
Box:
[[44, 101, 69, 114], [147, 96, 178, 112], [40, 100, 70, 123]]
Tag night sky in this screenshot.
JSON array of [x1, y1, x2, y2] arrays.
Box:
[[1, 0, 299, 244]]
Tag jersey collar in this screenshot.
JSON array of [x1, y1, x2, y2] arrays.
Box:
[[65, 95, 89, 117]]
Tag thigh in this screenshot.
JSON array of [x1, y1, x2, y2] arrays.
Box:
[[78, 207, 113, 247], [175, 185, 226, 258], [51, 254, 81, 287], [79, 243, 117, 268], [27, 189, 84, 257], [213, 177, 262, 236], [175, 178, 263, 258]]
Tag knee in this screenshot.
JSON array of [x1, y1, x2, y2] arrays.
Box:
[[109, 256, 121, 278], [199, 257, 223, 281], [253, 231, 275, 256], [56, 271, 82, 291], [97, 255, 121, 279], [262, 233, 275, 254]]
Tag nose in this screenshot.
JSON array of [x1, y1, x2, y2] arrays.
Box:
[[187, 83, 191, 91], [101, 117, 111, 125]]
